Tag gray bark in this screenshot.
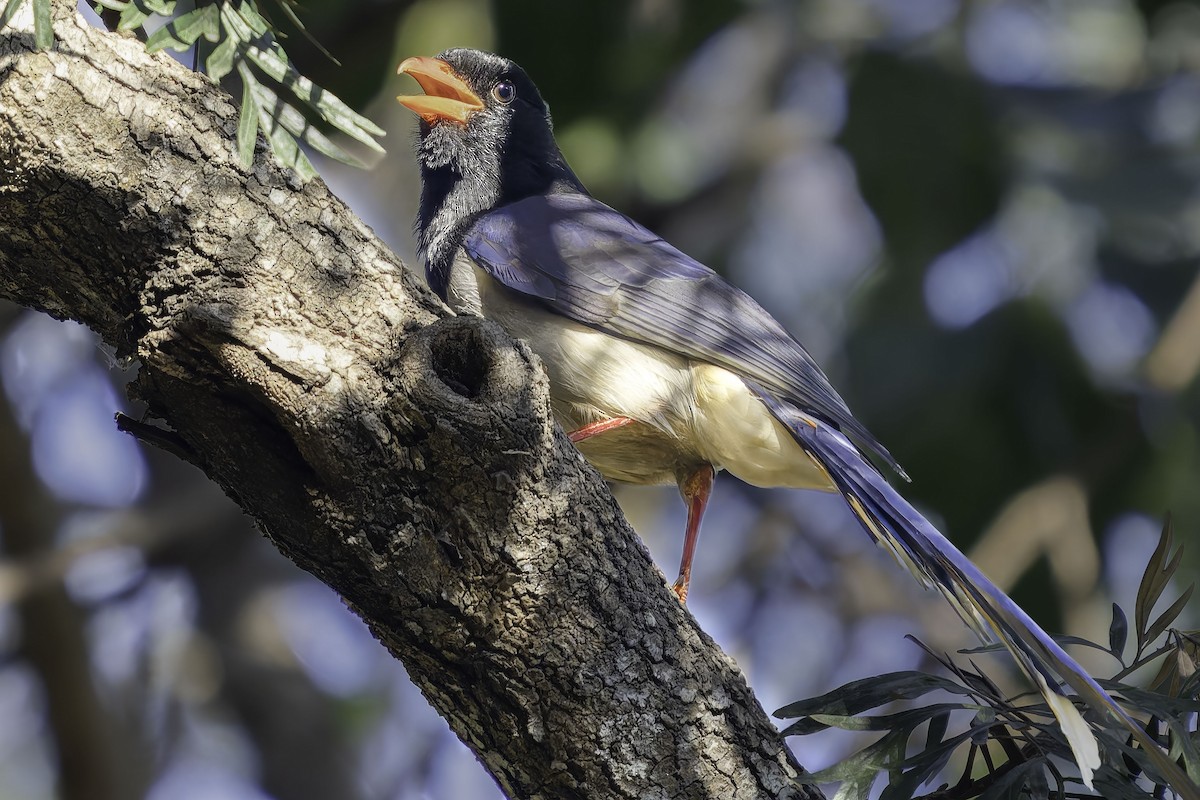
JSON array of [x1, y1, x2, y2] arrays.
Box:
[[0, 6, 819, 798]]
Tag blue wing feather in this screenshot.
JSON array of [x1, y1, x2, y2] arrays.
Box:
[[464, 192, 903, 475]]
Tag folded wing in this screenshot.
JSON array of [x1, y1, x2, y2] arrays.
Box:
[[463, 191, 904, 477]]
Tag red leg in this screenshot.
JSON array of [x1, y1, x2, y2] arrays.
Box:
[[671, 464, 716, 604], [568, 416, 635, 444]]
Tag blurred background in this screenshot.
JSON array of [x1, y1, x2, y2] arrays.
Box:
[[3, 0, 1200, 797]]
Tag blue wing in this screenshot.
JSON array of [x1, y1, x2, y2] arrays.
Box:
[[463, 191, 903, 475]]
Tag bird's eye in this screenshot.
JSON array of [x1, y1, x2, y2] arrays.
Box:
[[491, 80, 516, 105]]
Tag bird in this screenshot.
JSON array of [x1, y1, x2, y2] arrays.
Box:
[[396, 48, 1196, 794]]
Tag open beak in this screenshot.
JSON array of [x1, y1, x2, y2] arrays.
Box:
[[396, 56, 484, 125]]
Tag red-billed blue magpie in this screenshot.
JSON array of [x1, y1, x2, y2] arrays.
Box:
[[396, 48, 1195, 793]]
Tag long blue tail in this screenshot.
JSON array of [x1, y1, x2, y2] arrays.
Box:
[[761, 395, 1196, 795]]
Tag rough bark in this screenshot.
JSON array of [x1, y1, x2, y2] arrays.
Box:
[[0, 6, 818, 799]]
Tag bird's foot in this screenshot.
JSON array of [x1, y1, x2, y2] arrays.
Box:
[[671, 577, 689, 605]]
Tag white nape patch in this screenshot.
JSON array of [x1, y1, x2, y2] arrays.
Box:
[[691, 365, 832, 491]]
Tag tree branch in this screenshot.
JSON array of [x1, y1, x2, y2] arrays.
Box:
[[0, 6, 817, 798]]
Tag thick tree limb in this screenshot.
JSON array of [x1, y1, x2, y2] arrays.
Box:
[[0, 6, 817, 798]]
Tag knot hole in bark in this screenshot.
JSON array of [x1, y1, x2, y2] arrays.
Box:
[[398, 317, 544, 423], [429, 321, 492, 399]]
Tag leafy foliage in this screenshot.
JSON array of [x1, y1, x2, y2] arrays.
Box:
[[0, 0, 384, 177], [776, 518, 1200, 799], [1, 0, 51, 49]]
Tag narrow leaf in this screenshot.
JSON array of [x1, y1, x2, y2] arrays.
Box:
[[245, 76, 362, 167], [205, 34, 239, 83], [1146, 585, 1196, 647], [809, 728, 910, 784], [31, 0, 51, 49], [1149, 648, 1179, 694], [918, 712, 959, 784], [230, 0, 270, 36], [1, 0, 26, 29], [924, 710, 948, 752], [236, 69, 259, 167], [145, 4, 219, 53], [976, 759, 1044, 800], [1164, 715, 1200, 782], [775, 671, 974, 722], [830, 771, 876, 800], [117, 0, 150, 31], [1109, 602, 1129, 659], [241, 44, 385, 144], [218, 4, 384, 155], [803, 703, 975, 735], [1102, 681, 1200, 716], [1137, 518, 1176, 651], [259, 107, 317, 180], [884, 725, 996, 800], [268, 0, 339, 64]]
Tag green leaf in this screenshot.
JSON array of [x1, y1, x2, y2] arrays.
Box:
[[776, 671, 975, 722], [229, 0, 270, 37], [1110, 602, 1129, 660], [31, 0, 51, 49], [239, 43, 384, 144], [221, 6, 381, 138], [236, 68, 259, 167], [1147, 584, 1195, 647], [917, 711, 958, 785], [117, 0, 151, 31], [205, 34, 239, 83], [975, 759, 1045, 800], [145, 4, 219, 53], [216, 2, 385, 167], [266, 0, 339, 65], [809, 728, 910, 785], [244, 73, 362, 167], [1, 0, 25, 29], [1162, 715, 1200, 781], [804, 703, 976, 735], [924, 709, 948, 753], [1102, 681, 1200, 717], [829, 770, 876, 800], [880, 727, 980, 800], [1136, 517, 1182, 652], [1092, 768, 1170, 800], [1096, 692, 1200, 796], [256, 100, 317, 179]]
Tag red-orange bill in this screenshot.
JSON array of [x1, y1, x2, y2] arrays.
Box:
[[396, 56, 483, 125]]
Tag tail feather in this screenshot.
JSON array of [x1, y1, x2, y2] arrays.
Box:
[[771, 404, 1197, 796]]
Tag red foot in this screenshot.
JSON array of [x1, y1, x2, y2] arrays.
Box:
[[671, 464, 716, 606], [671, 578, 689, 604]]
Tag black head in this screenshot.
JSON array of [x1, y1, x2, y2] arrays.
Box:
[[397, 49, 584, 275]]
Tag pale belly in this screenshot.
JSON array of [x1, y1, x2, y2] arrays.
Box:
[[451, 258, 834, 492]]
